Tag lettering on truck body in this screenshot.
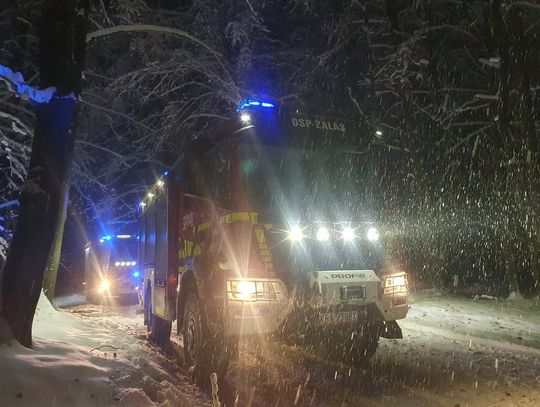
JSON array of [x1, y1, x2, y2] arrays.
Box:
[[290, 117, 346, 132]]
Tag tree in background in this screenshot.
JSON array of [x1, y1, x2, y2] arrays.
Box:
[[1, 0, 87, 346]]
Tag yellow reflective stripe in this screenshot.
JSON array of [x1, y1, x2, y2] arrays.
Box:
[[196, 221, 211, 232], [223, 212, 258, 224], [154, 306, 166, 317], [254, 228, 265, 242], [180, 240, 201, 258], [253, 226, 274, 270], [181, 241, 193, 258]]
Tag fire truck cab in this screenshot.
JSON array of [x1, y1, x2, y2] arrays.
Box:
[[140, 100, 409, 380], [139, 117, 290, 381]]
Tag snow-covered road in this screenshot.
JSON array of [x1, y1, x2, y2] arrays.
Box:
[[2, 293, 539, 406], [226, 293, 540, 407]]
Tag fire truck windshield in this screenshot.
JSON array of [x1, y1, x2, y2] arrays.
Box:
[[238, 142, 383, 274], [219, 222, 267, 274], [99, 238, 138, 268], [239, 142, 376, 218]]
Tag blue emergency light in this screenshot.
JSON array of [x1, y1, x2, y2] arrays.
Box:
[[236, 99, 275, 112], [132, 271, 140, 278], [99, 235, 112, 243]]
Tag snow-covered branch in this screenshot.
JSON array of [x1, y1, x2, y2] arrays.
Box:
[[0, 200, 19, 210], [86, 25, 221, 57], [0, 65, 56, 104]]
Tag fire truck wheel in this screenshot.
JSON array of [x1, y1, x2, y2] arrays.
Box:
[[183, 292, 232, 385]]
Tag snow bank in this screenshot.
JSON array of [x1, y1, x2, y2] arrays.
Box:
[[0, 294, 134, 406], [0, 293, 205, 406]]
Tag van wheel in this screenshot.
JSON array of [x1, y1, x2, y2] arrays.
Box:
[[183, 292, 234, 385], [145, 286, 171, 346]]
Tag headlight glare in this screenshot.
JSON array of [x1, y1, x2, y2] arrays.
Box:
[[342, 227, 355, 242], [98, 279, 111, 293], [393, 275, 406, 286], [227, 279, 276, 301], [383, 274, 408, 295], [316, 227, 330, 242], [240, 113, 251, 124], [288, 226, 304, 242], [367, 227, 379, 242]]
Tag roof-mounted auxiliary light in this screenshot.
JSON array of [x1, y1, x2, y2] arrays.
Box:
[[240, 113, 251, 124]]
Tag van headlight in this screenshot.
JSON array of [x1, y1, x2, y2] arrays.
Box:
[[384, 273, 408, 295]]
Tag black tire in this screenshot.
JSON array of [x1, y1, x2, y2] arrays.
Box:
[[183, 292, 234, 385], [145, 286, 172, 346]]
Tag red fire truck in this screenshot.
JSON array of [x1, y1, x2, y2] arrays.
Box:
[[139, 101, 409, 381]]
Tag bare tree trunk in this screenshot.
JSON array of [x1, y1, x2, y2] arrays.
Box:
[[42, 188, 69, 302], [0, 0, 86, 347]]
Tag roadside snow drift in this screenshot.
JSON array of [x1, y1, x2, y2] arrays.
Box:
[[0, 293, 208, 407]]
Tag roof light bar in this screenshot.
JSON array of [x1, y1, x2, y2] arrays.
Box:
[[237, 99, 275, 111]]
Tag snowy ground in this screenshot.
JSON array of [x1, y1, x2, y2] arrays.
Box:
[[225, 293, 540, 406], [1, 292, 539, 406], [0, 294, 208, 406]]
